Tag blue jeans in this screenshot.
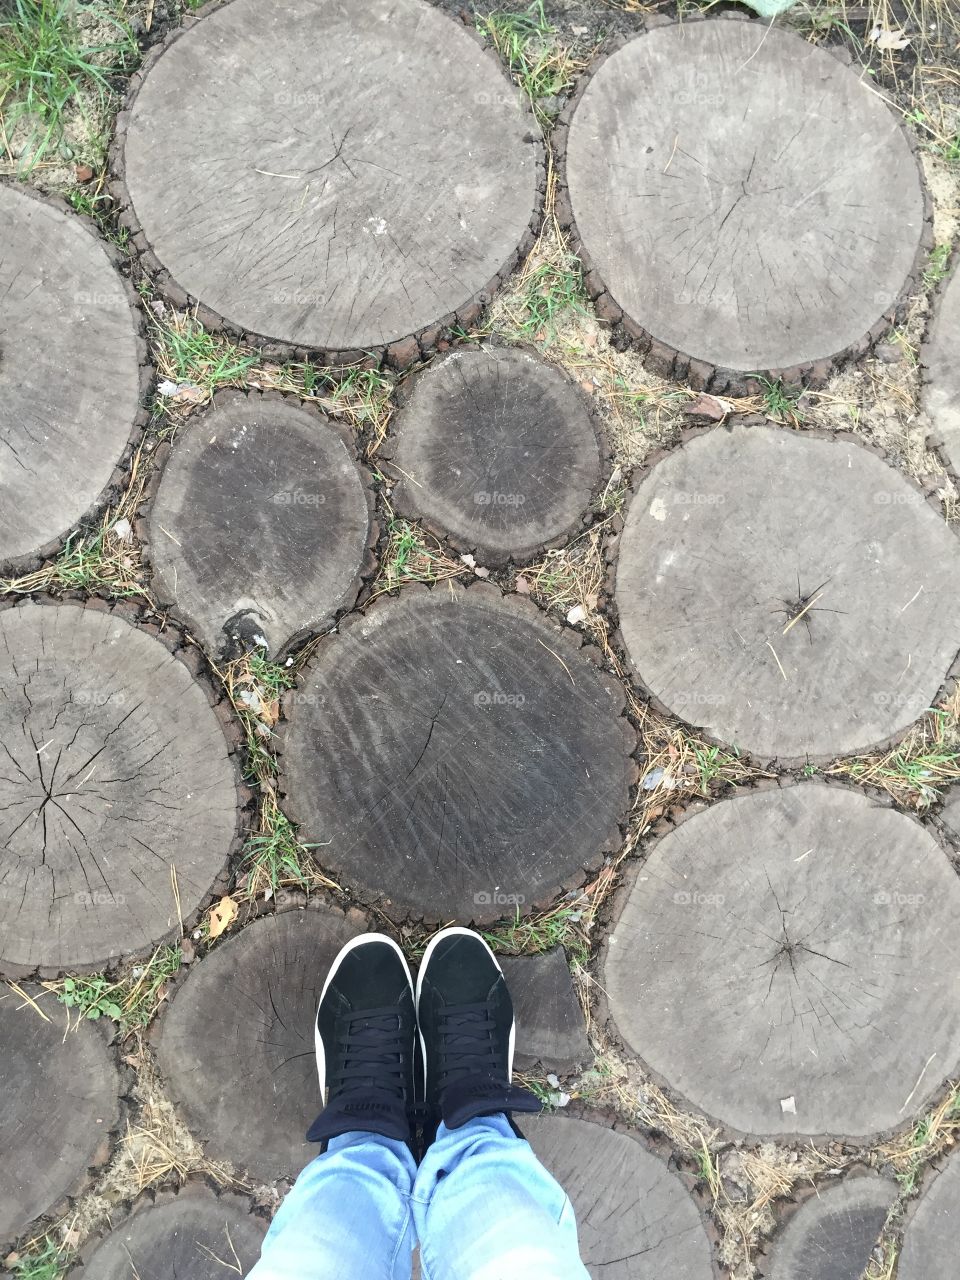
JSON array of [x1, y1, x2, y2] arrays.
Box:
[[247, 1115, 590, 1279]]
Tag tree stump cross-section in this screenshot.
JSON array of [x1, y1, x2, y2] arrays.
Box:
[[145, 392, 374, 660], [898, 1152, 960, 1280], [278, 586, 635, 922], [0, 185, 144, 575], [561, 19, 927, 382], [612, 422, 960, 762], [116, 0, 542, 359], [922, 256, 960, 479], [0, 602, 239, 975], [765, 1175, 897, 1280], [602, 784, 960, 1140]]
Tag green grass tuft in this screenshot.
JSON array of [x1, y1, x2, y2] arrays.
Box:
[[9, 1235, 71, 1280]]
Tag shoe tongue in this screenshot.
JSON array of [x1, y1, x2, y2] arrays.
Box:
[[306, 1098, 412, 1145], [441, 1077, 542, 1129]]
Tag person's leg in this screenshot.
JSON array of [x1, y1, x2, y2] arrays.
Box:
[[412, 1115, 589, 1280], [247, 933, 421, 1280], [413, 927, 590, 1280], [247, 1131, 416, 1280]]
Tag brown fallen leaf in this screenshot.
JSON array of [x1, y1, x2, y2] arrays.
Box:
[[208, 895, 238, 939], [682, 392, 733, 422], [515, 576, 532, 594]]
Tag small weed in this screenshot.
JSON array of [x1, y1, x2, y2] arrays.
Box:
[[509, 258, 588, 342], [691, 744, 742, 794], [828, 705, 960, 807], [9, 1235, 71, 1280], [374, 519, 467, 595], [759, 377, 803, 423], [153, 312, 258, 398], [923, 243, 952, 289], [477, 1, 581, 120], [60, 974, 122, 1020], [880, 1083, 960, 1193], [49, 945, 181, 1036], [482, 904, 589, 966], [239, 807, 337, 900], [0, 0, 137, 171]]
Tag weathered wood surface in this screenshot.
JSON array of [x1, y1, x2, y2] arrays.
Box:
[[523, 1113, 715, 1279], [146, 392, 373, 659], [562, 19, 927, 380], [0, 602, 238, 975], [155, 907, 365, 1181], [0, 985, 119, 1242], [502, 947, 591, 1073], [602, 784, 960, 1138], [922, 256, 960, 477], [0, 185, 143, 574], [765, 1176, 896, 1280], [898, 1153, 960, 1280], [278, 586, 634, 922], [116, 0, 541, 357], [613, 423, 960, 762], [388, 347, 603, 564]]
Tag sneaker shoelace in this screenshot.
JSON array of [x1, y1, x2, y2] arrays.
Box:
[[435, 1001, 502, 1091], [329, 1006, 410, 1107]]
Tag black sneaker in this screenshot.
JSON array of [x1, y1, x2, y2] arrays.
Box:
[[416, 926, 541, 1130], [306, 934, 418, 1147]]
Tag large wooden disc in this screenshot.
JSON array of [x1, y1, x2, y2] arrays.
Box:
[[155, 906, 364, 1182], [522, 1112, 715, 1279], [922, 258, 960, 477], [0, 602, 238, 975], [278, 586, 634, 921], [388, 348, 603, 564], [145, 392, 373, 659], [67, 1188, 266, 1279], [562, 19, 926, 379], [898, 1154, 960, 1280], [602, 784, 960, 1139], [0, 985, 119, 1242], [765, 1176, 896, 1280], [116, 0, 541, 357], [613, 423, 960, 762], [501, 947, 591, 1073], [0, 186, 143, 574]]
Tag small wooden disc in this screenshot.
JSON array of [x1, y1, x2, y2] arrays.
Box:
[[155, 907, 364, 1182], [501, 947, 591, 1073], [522, 1112, 715, 1279], [766, 1176, 896, 1280], [898, 1154, 960, 1280], [0, 186, 143, 574], [117, 0, 541, 355], [613, 423, 960, 762], [603, 784, 960, 1139], [0, 602, 238, 975], [278, 586, 634, 921], [145, 392, 373, 659], [562, 19, 926, 378], [0, 985, 119, 1242], [67, 1189, 265, 1279], [922, 258, 960, 477], [388, 348, 603, 564]]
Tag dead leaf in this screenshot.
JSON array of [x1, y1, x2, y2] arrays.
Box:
[[208, 896, 238, 939], [682, 392, 733, 422], [515, 576, 532, 594], [869, 25, 911, 50]]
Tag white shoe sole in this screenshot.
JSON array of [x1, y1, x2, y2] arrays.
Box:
[[415, 925, 516, 1099], [315, 932, 414, 1097]]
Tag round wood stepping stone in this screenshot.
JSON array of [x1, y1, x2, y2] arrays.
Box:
[[922, 257, 960, 477], [0, 186, 144, 575], [0, 985, 119, 1242], [501, 947, 591, 1074], [386, 347, 603, 564], [939, 787, 960, 847], [898, 1153, 960, 1280], [0, 601, 238, 976], [115, 0, 541, 360], [155, 905, 365, 1182], [561, 18, 927, 382], [602, 783, 960, 1139], [613, 422, 960, 762], [765, 1175, 896, 1280], [522, 1112, 714, 1279], [145, 392, 374, 660], [278, 586, 634, 922], [66, 1187, 265, 1279]]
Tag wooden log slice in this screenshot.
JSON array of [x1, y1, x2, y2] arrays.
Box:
[[561, 19, 927, 381], [277, 585, 634, 922], [922, 256, 960, 477], [145, 392, 374, 660], [115, 0, 542, 359], [0, 985, 119, 1243], [155, 906, 365, 1182], [939, 787, 960, 847], [898, 1153, 960, 1280], [602, 783, 960, 1139], [612, 422, 960, 762], [0, 601, 239, 976], [387, 347, 604, 565], [66, 1187, 266, 1280], [0, 185, 144, 575], [765, 1175, 897, 1280], [501, 947, 591, 1074], [522, 1112, 715, 1279]]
